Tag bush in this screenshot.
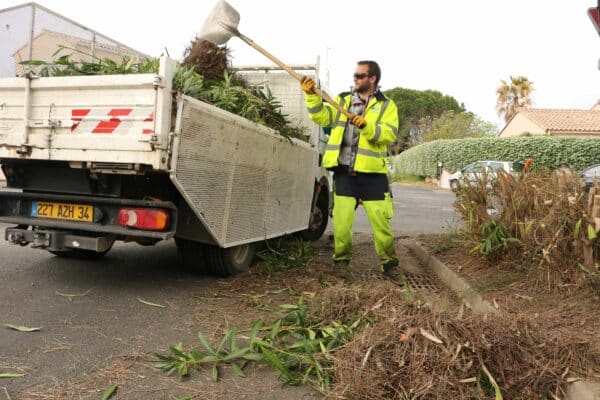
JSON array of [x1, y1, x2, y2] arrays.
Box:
[[394, 136, 600, 176], [455, 169, 600, 286]]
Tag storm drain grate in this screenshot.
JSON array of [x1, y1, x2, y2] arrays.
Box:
[[351, 270, 440, 292], [354, 270, 388, 282], [402, 273, 440, 292]]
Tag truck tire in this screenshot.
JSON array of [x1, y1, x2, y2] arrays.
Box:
[[49, 247, 112, 259], [204, 243, 255, 277], [298, 190, 329, 241], [175, 238, 210, 274]]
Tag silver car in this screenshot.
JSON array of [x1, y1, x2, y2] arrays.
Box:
[[449, 160, 524, 192]]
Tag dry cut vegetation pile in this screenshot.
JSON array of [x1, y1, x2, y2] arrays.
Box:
[[317, 282, 600, 400]]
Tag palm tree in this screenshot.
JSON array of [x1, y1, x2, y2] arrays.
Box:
[[496, 76, 534, 123]]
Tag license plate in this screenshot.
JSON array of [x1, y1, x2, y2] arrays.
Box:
[[31, 201, 93, 222]]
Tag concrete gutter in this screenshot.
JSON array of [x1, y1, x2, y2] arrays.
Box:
[[405, 239, 496, 315], [404, 238, 600, 400]]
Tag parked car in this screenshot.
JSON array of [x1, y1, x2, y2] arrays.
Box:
[[581, 164, 600, 192], [449, 160, 524, 192]]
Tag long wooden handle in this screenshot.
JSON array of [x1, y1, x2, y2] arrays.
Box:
[[236, 32, 354, 120]]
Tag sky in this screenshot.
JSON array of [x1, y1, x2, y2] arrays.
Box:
[[1, 0, 599, 128]]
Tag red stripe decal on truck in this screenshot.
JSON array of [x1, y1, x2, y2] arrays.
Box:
[[142, 113, 154, 134], [92, 108, 133, 134], [71, 109, 91, 132]]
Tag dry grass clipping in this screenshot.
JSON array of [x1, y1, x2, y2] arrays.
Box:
[[328, 291, 600, 400], [308, 281, 403, 325], [16, 353, 145, 400]]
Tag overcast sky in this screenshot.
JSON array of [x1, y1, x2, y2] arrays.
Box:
[[2, 0, 599, 128]]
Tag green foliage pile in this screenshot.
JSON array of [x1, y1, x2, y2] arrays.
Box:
[[22, 44, 305, 140], [394, 136, 600, 176], [155, 296, 361, 391], [256, 238, 313, 277]]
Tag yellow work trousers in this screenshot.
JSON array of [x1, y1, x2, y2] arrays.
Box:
[[332, 193, 398, 264]]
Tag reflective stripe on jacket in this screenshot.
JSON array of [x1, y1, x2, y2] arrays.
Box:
[[305, 90, 399, 173]]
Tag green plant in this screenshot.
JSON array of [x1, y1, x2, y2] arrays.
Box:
[[155, 297, 362, 391], [394, 136, 600, 177], [470, 220, 520, 257], [21, 47, 306, 141], [21, 46, 158, 76], [256, 238, 313, 276]]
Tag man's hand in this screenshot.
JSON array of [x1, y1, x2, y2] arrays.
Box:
[[300, 76, 316, 94], [350, 114, 367, 129]]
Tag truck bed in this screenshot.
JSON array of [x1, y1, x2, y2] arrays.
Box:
[[0, 57, 317, 248]]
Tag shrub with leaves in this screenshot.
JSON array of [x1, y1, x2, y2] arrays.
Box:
[[470, 220, 520, 257], [394, 136, 600, 177]]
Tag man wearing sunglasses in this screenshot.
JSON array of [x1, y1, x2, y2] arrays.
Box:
[[300, 60, 400, 275]]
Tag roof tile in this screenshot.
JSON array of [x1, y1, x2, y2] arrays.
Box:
[[521, 108, 600, 134]]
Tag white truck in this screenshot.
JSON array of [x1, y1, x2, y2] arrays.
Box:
[[0, 56, 331, 276]]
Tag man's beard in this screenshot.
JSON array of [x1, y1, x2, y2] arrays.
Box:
[[355, 82, 372, 94]]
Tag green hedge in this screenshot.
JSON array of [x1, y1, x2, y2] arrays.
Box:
[[393, 136, 600, 176]]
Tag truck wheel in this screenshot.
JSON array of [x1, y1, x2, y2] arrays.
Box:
[[298, 190, 329, 241], [204, 243, 255, 277], [49, 247, 112, 259], [175, 238, 210, 274]]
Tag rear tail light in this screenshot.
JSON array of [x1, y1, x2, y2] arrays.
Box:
[[117, 208, 169, 231]]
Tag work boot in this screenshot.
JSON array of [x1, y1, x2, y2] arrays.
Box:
[[333, 259, 350, 268], [380, 259, 400, 277], [332, 259, 351, 280]]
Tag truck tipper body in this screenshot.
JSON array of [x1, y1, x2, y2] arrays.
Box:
[[0, 57, 330, 275]]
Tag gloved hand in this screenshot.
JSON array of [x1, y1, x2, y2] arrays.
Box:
[[300, 76, 316, 94], [350, 114, 367, 129]]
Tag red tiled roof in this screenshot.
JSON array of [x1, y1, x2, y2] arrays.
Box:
[[520, 108, 600, 134]]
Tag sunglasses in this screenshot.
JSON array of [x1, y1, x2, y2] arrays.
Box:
[[353, 73, 370, 80]]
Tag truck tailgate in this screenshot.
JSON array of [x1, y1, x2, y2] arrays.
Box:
[[0, 59, 172, 168]]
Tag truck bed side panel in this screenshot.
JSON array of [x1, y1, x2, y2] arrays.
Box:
[[171, 96, 316, 248]]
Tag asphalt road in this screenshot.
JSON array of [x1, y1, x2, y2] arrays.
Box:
[[327, 183, 459, 235], [0, 183, 458, 399]]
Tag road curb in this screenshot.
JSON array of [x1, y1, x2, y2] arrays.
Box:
[[404, 238, 600, 400], [404, 239, 496, 315]]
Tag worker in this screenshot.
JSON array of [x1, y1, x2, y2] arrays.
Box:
[[300, 60, 399, 275]]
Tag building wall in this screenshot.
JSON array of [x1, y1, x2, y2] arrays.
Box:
[[439, 169, 453, 189], [499, 113, 545, 137]]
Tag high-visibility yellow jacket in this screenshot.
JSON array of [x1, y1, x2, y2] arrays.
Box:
[[305, 91, 399, 174]]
